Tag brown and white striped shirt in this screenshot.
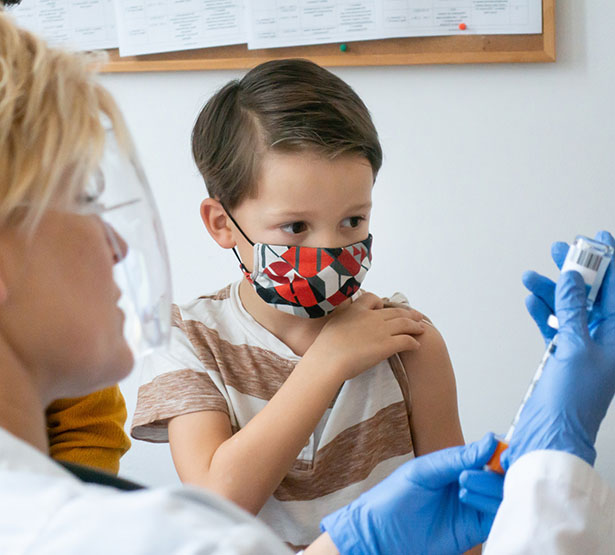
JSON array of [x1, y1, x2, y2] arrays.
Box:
[[132, 281, 414, 550]]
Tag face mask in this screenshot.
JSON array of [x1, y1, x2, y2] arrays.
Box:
[[226, 211, 372, 318]]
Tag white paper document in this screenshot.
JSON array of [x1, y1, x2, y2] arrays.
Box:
[[247, 0, 543, 50], [8, 0, 118, 50], [113, 0, 246, 56], [7, 0, 543, 57]]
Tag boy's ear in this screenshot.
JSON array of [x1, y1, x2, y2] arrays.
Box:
[[200, 198, 236, 249]]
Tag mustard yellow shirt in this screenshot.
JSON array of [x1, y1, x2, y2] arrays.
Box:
[[46, 385, 131, 475]]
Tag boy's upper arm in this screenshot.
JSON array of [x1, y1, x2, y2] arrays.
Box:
[[399, 322, 464, 456], [168, 409, 233, 486], [131, 304, 232, 443], [131, 303, 237, 486]]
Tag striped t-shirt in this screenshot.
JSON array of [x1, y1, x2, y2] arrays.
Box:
[[132, 281, 415, 550]]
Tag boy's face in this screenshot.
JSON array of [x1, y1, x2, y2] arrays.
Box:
[[231, 150, 373, 272]]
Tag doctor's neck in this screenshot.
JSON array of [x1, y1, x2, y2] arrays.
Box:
[[0, 340, 49, 453]]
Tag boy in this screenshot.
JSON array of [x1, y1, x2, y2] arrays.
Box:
[[132, 59, 466, 551]]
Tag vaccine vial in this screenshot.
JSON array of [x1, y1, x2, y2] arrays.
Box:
[[547, 236, 614, 329], [561, 235, 614, 310]]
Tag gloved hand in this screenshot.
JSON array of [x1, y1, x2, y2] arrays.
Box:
[[320, 433, 499, 555], [522, 240, 568, 343], [502, 232, 615, 469], [458, 468, 504, 514], [523, 231, 615, 342]]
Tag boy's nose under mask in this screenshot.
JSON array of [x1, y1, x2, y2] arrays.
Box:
[[226, 211, 372, 318]]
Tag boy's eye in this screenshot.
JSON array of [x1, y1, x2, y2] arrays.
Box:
[[341, 216, 365, 228], [281, 221, 307, 234]]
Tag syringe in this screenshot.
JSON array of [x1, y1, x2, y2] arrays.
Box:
[[486, 235, 614, 474]]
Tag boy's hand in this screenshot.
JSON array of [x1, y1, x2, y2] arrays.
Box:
[[306, 292, 425, 382]]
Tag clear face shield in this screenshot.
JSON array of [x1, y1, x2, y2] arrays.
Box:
[[78, 125, 172, 359]]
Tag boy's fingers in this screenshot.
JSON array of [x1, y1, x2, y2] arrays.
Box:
[[382, 300, 426, 321], [386, 317, 425, 337], [405, 307, 426, 322], [381, 307, 424, 322], [392, 334, 421, 352], [355, 292, 385, 310]]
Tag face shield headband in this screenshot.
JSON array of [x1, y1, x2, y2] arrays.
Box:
[[224, 209, 373, 318], [77, 125, 172, 358]]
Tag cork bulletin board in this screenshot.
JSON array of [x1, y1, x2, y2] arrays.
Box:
[[101, 0, 555, 73]]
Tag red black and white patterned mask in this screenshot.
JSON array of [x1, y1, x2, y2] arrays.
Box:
[[227, 211, 372, 318]]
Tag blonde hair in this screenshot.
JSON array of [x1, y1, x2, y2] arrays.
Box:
[[0, 13, 129, 232]]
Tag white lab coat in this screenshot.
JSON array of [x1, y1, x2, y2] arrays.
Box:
[[485, 450, 615, 554], [1, 427, 613, 554], [0, 427, 292, 554]]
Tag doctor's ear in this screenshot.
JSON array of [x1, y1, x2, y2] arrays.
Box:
[[200, 198, 236, 249]]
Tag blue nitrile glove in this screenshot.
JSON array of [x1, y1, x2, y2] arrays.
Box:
[[320, 433, 499, 555], [523, 231, 615, 342], [522, 240, 568, 343], [458, 469, 503, 514], [502, 245, 615, 469]]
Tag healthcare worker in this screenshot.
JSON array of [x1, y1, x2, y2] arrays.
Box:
[[1, 10, 614, 555]]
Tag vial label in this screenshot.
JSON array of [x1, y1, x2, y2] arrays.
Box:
[[569, 248, 603, 272], [562, 237, 614, 310], [562, 245, 600, 285], [561, 259, 598, 286]]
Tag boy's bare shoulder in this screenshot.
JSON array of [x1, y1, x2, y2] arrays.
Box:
[[398, 319, 451, 383], [407, 321, 445, 353], [356, 289, 443, 365], [371, 290, 449, 374]]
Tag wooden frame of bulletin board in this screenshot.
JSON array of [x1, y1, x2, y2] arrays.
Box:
[[102, 0, 555, 73]]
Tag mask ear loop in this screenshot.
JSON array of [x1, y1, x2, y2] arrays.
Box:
[[221, 203, 256, 283], [230, 248, 254, 283]]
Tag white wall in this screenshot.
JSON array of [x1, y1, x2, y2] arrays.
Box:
[[109, 0, 615, 488]]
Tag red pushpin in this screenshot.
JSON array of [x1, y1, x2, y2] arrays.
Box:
[[459, 22, 467, 30]]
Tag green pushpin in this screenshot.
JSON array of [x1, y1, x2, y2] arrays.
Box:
[[340, 43, 348, 52]]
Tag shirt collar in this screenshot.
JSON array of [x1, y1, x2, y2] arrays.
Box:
[[0, 426, 74, 479]]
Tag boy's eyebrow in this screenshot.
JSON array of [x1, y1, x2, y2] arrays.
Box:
[[344, 201, 373, 212], [266, 202, 372, 219]]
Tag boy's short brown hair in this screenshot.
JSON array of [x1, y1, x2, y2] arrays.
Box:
[[191, 58, 382, 210]]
